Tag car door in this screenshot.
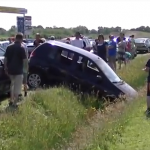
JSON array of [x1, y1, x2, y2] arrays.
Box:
[[70, 53, 101, 93], [50, 46, 75, 85], [147, 39, 150, 48], [0, 60, 3, 92], [0, 60, 9, 94]]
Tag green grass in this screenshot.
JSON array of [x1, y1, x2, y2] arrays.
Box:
[[0, 54, 149, 150], [81, 55, 150, 150], [0, 88, 86, 150]]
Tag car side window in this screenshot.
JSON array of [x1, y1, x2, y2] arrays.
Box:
[[35, 43, 57, 59], [55, 47, 74, 66], [72, 53, 99, 74], [146, 40, 149, 44]]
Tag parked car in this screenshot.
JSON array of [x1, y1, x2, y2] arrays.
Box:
[[0, 48, 10, 95], [28, 41, 138, 99], [135, 38, 150, 53], [23, 39, 35, 44], [26, 43, 35, 56]]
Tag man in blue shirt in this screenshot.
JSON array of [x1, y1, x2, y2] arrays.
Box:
[[108, 35, 117, 72]]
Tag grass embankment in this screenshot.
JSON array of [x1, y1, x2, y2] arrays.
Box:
[[82, 56, 150, 150], [0, 54, 149, 150]]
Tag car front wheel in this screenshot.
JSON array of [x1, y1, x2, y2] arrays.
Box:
[[27, 72, 42, 88]]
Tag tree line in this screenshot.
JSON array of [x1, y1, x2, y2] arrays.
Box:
[[0, 25, 149, 40]]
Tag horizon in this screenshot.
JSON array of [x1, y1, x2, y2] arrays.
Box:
[[0, 0, 149, 30]]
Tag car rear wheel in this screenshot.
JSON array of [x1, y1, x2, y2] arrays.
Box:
[[27, 72, 42, 88]]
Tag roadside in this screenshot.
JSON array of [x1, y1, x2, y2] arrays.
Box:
[[0, 54, 149, 150], [63, 54, 149, 150]]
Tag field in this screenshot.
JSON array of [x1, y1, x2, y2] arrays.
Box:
[[90, 30, 150, 39], [0, 54, 149, 150]]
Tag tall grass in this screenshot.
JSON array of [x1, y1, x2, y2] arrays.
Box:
[[0, 54, 149, 150], [82, 55, 150, 150]]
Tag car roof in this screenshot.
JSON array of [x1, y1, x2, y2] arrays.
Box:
[[46, 40, 100, 61], [135, 38, 148, 40], [0, 41, 9, 44], [27, 43, 34, 46], [61, 36, 88, 41]]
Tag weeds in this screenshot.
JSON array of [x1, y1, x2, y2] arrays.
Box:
[[0, 54, 149, 150]]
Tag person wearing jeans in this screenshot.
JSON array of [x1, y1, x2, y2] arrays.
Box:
[[108, 35, 117, 72], [4, 33, 28, 108]]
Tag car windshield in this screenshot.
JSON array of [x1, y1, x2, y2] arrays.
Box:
[[95, 58, 121, 83], [0, 47, 5, 56], [135, 38, 146, 43]]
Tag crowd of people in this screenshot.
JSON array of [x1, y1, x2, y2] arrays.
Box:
[[92, 33, 136, 71], [64, 32, 136, 72], [3, 31, 136, 109]]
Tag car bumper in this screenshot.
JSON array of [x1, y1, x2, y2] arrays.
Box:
[[114, 82, 138, 99], [136, 47, 148, 51]]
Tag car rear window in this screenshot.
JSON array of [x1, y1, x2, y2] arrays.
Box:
[[31, 43, 58, 59], [0, 48, 4, 56]]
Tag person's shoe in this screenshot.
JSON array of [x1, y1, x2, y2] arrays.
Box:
[[18, 94, 23, 102], [24, 91, 27, 97]]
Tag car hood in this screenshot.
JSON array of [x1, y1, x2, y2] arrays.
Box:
[[114, 82, 138, 99]]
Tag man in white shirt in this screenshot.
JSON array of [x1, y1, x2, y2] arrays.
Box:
[[70, 32, 85, 62], [70, 32, 84, 49]]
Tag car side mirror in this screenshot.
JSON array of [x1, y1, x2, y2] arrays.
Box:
[[97, 75, 102, 82]]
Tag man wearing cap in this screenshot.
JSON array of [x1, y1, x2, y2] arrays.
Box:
[[108, 35, 117, 71], [33, 33, 44, 47]]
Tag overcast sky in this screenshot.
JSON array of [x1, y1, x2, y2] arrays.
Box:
[[0, 0, 149, 30]]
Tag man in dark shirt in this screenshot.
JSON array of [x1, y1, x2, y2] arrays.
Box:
[[143, 59, 150, 115], [4, 33, 28, 108], [33, 33, 44, 47]]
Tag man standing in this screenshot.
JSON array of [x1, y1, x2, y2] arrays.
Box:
[[108, 35, 117, 72], [4, 33, 28, 108], [130, 35, 136, 59], [117, 32, 127, 69], [70, 32, 84, 62], [33, 33, 44, 47]]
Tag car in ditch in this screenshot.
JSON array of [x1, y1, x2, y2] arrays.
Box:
[[0, 47, 10, 95], [28, 41, 138, 99], [135, 38, 150, 53]]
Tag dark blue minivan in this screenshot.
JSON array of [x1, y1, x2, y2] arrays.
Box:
[[28, 41, 138, 99]]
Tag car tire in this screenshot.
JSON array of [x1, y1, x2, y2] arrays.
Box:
[[27, 72, 43, 89]]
